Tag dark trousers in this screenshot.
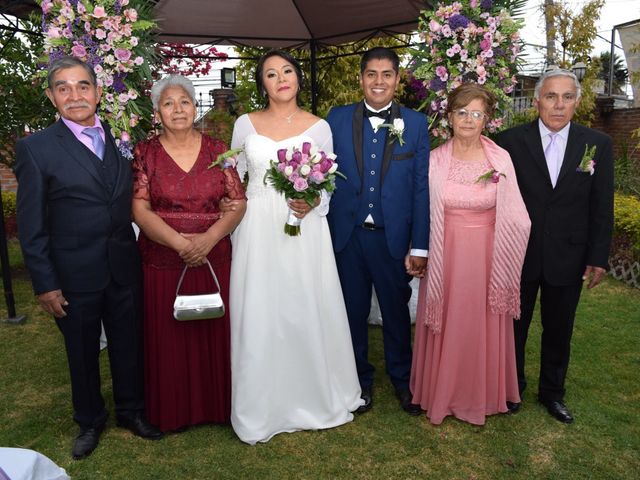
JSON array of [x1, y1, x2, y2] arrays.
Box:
[[335, 227, 413, 391], [516, 278, 583, 402], [55, 277, 144, 429]]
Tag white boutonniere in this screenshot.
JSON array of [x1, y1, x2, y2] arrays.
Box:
[[374, 118, 405, 146], [576, 144, 596, 175]]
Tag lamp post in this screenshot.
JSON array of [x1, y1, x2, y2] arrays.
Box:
[[571, 61, 587, 82]]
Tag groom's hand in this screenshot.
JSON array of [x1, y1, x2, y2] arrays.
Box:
[[405, 255, 427, 278]]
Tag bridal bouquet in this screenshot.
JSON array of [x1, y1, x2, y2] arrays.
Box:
[[264, 141, 344, 236]]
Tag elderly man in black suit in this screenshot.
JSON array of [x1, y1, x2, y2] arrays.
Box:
[[497, 69, 613, 423], [15, 56, 162, 459]]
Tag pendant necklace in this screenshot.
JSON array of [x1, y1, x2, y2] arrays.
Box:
[[284, 109, 299, 124]]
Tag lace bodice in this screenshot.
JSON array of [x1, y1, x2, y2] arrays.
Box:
[[231, 114, 334, 215], [444, 156, 497, 210], [132, 134, 246, 268]]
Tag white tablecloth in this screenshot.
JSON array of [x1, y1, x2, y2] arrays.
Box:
[[0, 448, 69, 480]]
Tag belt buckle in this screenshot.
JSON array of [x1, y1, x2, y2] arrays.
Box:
[[363, 222, 376, 231]]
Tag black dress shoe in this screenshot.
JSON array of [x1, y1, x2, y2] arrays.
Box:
[[72, 424, 105, 460], [540, 399, 574, 424], [396, 388, 422, 416], [356, 386, 373, 414], [506, 401, 521, 413], [116, 414, 163, 439]]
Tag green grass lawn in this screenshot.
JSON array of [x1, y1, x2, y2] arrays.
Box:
[[1, 238, 639, 479]]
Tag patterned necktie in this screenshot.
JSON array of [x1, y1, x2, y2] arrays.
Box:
[[82, 127, 105, 160], [544, 132, 561, 187]]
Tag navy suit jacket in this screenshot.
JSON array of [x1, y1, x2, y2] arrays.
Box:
[[15, 119, 141, 295], [327, 101, 430, 259], [496, 120, 613, 285]]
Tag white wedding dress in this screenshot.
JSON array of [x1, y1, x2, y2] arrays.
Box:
[[229, 114, 363, 445]]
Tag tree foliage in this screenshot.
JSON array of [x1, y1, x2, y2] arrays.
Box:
[[0, 17, 56, 166], [543, 0, 605, 126], [596, 51, 629, 95]]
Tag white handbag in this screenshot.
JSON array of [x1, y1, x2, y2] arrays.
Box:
[[173, 259, 225, 321]]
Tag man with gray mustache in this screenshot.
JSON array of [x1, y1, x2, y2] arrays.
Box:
[[15, 56, 162, 459]]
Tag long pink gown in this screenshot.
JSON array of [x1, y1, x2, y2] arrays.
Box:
[[411, 156, 520, 425]]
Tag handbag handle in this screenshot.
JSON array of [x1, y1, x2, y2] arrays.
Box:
[[175, 258, 222, 296]]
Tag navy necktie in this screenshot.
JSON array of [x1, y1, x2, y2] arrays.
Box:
[[82, 127, 105, 160]]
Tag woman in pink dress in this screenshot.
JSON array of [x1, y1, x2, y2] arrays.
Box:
[[132, 75, 246, 432], [410, 83, 531, 425]]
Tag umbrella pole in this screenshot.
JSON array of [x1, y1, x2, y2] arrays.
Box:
[[0, 183, 26, 325], [310, 39, 318, 115]]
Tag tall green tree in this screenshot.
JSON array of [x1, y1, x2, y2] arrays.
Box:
[[597, 50, 628, 95], [543, 0, 605, 126]]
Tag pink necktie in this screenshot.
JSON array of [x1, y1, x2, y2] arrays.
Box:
[[544, 133, 561, 187]]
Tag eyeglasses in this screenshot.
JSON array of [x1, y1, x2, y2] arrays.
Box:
[[452, 109, 486, 121]]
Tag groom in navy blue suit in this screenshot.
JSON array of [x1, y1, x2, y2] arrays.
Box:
[[327, 47, 430, 415]]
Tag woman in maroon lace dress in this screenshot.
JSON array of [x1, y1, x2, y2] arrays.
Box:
[[132, 75, 246, 432]]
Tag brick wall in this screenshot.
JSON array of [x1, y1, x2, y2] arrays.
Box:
[[591, 107, 640, 163], [0, 164, 17, 193]]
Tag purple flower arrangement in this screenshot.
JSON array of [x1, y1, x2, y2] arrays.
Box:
[[264, 141, 344, 236], [414, 0, 522, 140], [40, 0, 156, 159]]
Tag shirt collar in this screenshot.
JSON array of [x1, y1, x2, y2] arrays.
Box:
[[538, 118, 571, 142], [61, 114, 103, 137], [364, 101, 393, 114]]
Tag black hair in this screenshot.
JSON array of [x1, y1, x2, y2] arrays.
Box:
[[360, 47, 400, 74], [255, 49, 304, 104]]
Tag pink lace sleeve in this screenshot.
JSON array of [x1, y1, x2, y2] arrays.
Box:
[[132, 141, 150, 201], [223, 167, 247, 200]]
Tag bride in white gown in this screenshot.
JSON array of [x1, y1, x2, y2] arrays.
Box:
[[228, 50, 363, 445]]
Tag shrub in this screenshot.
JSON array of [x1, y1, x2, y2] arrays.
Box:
[[611, 192, 640, 262], [2, 191, 16, 217]]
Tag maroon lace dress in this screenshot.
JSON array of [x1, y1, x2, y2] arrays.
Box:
[[132, 134, 245, 432]]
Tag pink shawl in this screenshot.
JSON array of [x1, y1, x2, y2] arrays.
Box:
[[423, 136, 531, 333]]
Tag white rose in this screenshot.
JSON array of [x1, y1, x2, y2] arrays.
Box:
[[310, 145, 319, 157], [284, 165, 294, 176], [328, 163, 338, 174], [300, 164, 311, 176], [393, 118, 405, 132], [326, 152, 337, 161], [285, 150, 293, 161]]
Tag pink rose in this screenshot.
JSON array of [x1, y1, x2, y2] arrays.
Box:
[[124, 8, 138, 22], [293, 177, 308, 192], [114, 48, 132, 62], [429, 20, 441, 33], [95, 28, 107, 40], [309, 171, 325, 184], [480, 39, 491, 51], [71, 44, 87, 58], [92, 6, 107, 18], [47, 27, 61, 39]]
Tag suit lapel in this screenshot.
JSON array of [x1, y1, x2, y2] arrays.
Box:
[[524, 120, 553, 187], [102, 120, 126, 200], [381, 102, 400, 183], [352, 102, 364, 178], [556, 122, 584, 187], [54, 120, 107, 190]]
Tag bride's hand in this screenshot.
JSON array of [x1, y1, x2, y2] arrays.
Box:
[[288, 197, 320, 219]]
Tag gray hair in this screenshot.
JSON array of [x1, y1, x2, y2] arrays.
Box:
[[150, 75, 197, 110], [47, 56, 97, 88], [534, 68, 581, 100]]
